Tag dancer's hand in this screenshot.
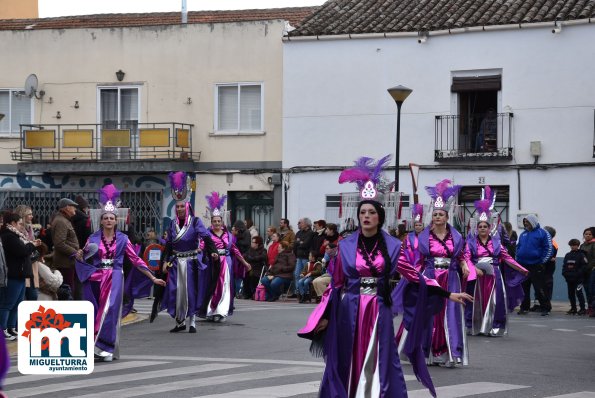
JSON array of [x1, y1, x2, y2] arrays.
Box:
[[211, 253, 219, 260], [460, 262, 470, 279], [448, 292, 473, 304], [314, 318, 328, 334], [475, 267, 484, 277], [152, 277, 166, 287], [244, 263, 252, 272]]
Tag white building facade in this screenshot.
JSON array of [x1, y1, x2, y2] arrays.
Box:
[[283, 21, 595, 249]]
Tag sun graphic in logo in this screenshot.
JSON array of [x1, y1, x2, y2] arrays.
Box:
[[21, 305, 72, 350]]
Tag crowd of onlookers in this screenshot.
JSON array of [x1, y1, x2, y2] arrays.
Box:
[[1, 196, 592, 344]]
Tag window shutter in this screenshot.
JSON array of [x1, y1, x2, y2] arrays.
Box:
[[218, 86, 238, 130], [239, 85, 261, 131], [451, 75, 501, 92], [0, 91, 9, 133]]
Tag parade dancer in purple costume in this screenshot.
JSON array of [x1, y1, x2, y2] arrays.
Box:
[[467, 186, 528, 336], [161, 172, 219, 333], [200, 192, 251, 322], [76, 184, 166, 362], [419, 179, 475, 367], [298, 156, 472, 398]]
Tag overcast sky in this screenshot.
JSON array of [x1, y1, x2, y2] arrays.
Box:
[[39, 0, 326, 18]]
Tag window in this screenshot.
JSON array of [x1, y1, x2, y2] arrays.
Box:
[[451, 74, 500, 153], [0, 89, 32, 138], [98, 86, 140, 159], [215, 83, 263, 133]]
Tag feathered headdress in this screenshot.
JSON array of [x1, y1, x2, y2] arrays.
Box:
[[425, 179, 461, 212], [205, 191, 227, 218], [474, 186, 496, 223], [169, 171, 190, 202], [99, 184, 121, 215], [338, 155, 392, 200], [411, 203, 425, 224], [90, 183, 129, 231]]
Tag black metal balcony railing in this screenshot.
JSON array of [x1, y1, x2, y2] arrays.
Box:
[[435, 112, 513, 161], [11, 122, 199, 162]]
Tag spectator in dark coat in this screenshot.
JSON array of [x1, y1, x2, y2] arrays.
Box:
[[311, 220, 327, 255], [562, 239, 587, 315], [260, 241, 296, 301], [292, 217, 314, 299], [233, 220, 252, 298], [0, 212, 41, 340], [243, 236, 267, 299], [50, 198, 82, 298]]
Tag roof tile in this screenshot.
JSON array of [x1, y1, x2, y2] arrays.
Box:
[[289, 0, 595, 36], [0, 7, 318, 31]]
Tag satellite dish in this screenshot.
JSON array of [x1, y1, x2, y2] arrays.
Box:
[[23, 74, 44, 99]]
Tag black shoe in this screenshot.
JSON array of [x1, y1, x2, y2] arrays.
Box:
[[529, 305, 541, 312], [8, 328, 18, 337], [287, 294, 297, 299], [577, 308, 587, 316], [540, 311, 550, 316], [517, 309, 528, 315], [170, 323, 186, 333], [566, 309, 577, 315], [189, 326, 196, 333]]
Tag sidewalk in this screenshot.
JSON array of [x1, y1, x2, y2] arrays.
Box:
[[5, 312, 148, 357]]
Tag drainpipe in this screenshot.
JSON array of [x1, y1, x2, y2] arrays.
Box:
[[181, 0, 187, 24]]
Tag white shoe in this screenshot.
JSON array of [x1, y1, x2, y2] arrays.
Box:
[[3, 330, 15, 341], [103, 355, 113, 362]]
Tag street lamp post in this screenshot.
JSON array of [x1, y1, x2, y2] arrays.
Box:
[[387, 85, 412, 192]]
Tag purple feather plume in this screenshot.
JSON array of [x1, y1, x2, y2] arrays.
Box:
[[338, 155, 391, 190], [205, 191, 227, 212], [411, 203, 424, 219], [99, 184, 120, 205], [475, 186, 494, 215], [168, 171, 187, 192], [425, 179, 461, 201]]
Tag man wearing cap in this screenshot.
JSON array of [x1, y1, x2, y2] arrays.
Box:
[[51, 198, 83, 298]]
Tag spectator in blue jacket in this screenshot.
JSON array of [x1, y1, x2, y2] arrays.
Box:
[[516, 214, 553, 316]]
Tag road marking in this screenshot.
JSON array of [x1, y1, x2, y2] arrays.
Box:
[[194, 381, 321, 397], [583, 334, 595, 337], [408, 382, 529, 398], [125, 354, 325, 367], [552, 329, 577, 332], [527, 324, 548, 327], [4, 360, 167, 385], [73, 366, 322, 398], [545, 393, 595, 398], [6, 363, 247, 398]]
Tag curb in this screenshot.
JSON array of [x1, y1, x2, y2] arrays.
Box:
[[6, 312, 149, 357]]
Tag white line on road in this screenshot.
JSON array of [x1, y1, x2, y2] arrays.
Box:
[[583, 334, 595, 337], [125, 354, 325, 367], [407, 382, 529, 398], [527, 324, 548, 327], [5, 363, 247, 397], [4, 360, 168, 385], [552, 329, 577, 332], [194, 381, 321, 397], [73, 366, 322, 398], [544, 393, 595, 398]]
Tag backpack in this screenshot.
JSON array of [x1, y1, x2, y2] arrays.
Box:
[[57, 283, 73, 300]]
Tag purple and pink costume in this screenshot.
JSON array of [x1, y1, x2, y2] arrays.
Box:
[[467, 233, 527, 336]]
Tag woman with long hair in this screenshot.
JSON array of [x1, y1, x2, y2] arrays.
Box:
[[418, 179, 474, 367], [199, 192, 251, 322], [14, 205, 39, 301], [0, 212, 41, 340], [466, 186, 528, 336], [298, 157, 471, 397], [75, 185, 165, 362]]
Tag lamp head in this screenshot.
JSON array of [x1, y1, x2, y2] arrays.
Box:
[[387, 85, 413, 104]]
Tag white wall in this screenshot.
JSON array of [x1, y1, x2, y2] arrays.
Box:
[[282, 24, 595, 246], [283, 24, 595, 167]]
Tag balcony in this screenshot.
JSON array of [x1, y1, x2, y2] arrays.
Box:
[[12, 122, 199, 174], [434, 112, 513, 161]]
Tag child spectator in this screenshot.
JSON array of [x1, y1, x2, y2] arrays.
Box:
[[562, 239, 588, 315], [297, 251, 323, 303], [267, 232, 280, 266]]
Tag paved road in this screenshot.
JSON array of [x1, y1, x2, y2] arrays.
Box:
[[5, 298, 595, 397]]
